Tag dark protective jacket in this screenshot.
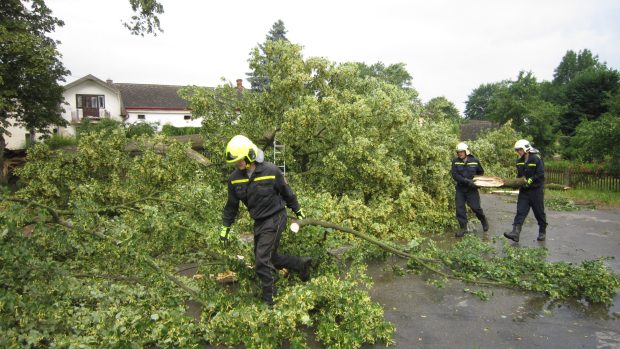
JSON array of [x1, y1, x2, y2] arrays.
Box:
[[516, 153, 545, 189], [451, 154, 484, 188], [223, 161, 301, 227]]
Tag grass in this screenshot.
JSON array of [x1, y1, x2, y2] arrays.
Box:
[[546, 188, 620, 208]]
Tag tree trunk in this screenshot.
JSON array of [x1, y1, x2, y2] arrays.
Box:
[[500, 177, 527, 188], [29, 129, 36, 144], [473, 176, 526, 188], [0, 134, 6, 185]]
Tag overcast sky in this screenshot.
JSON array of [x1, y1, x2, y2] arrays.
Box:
[[47, 0, 620, 113]]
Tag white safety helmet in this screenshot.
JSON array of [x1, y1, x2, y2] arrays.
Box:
[[456, 142, 470, 155], [514, 139, 532, 152]]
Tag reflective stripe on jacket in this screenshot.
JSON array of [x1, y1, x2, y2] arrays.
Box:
[[223, 162, 301, 226], [451, 155, 484, 187], [516, 153, 545, 189]]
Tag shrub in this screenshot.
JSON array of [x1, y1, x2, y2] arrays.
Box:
[[469, 122, 522, 178], [160, 124, 202, 136]]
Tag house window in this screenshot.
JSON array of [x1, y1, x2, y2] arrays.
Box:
[[137, 114, 145, 120], [76, 94, 104, 109], [184, 115, 191, 120]]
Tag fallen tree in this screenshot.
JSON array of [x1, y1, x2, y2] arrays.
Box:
[[1, 129, 616, 349], [293, 218, 620, 305], [0, 131, 396, 348]]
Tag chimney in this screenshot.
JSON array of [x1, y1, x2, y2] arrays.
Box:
[[236, 79, 245, 98], [106, 78, 113, 84]]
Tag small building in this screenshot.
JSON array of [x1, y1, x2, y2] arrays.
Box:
[[61, 74, 124, 136], [460, 120, 500, 141], [116, 83, 198, 131], [3, 74, 213, 149]]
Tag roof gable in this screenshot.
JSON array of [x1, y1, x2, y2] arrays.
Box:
[[64, 74, 119, 93]]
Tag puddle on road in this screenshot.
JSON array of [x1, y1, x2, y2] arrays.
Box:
[[365, 230, 620, 321], [596, 330, 620, 349]]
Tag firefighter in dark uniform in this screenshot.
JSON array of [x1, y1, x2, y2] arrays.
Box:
[[451, 142, 489, 237], [219, 135, 311, 306], [504, 139, 548, 242]]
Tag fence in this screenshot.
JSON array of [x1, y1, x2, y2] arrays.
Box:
[[545, 167, 620, 192]]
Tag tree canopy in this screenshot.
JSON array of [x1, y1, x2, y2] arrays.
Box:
[[0, 0, 69, 182], [425, 96, 461, 122], [464, 82, 506, 120], [123, 0, 164, 36], [182, 37, 455, 237], [354, 61, 413, 89], [246, 20, 290, 92], [464, 49, 620, 160], [552, 49, 602, 85]]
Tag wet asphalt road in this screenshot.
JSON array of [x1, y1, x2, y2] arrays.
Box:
[[363, 192, 620, 349]]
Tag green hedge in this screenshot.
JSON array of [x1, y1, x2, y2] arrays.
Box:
[[160, 124, 202, 136]]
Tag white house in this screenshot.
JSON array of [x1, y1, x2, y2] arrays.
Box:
[[61, 74, 124, 135], [3, 74, 212, 149], [65, 74, 201, 132]]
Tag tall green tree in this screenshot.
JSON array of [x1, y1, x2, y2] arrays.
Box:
[[569, 86, 620, 171], [464, 82, 506, 120], [354, 62, 413, 89], [0, 0, 69, 182], [182, 38, 456, 236], [558, 66, 620, 135], [549, 49, 619, 136], [265, 19, 287, 42], [424, 96, 461, 122], [570, 114, 620, 172], [485, 72, 562, 151], [552, 49, 601, 85], [606, 86, 620, 114], [246, 20, 289, 92]]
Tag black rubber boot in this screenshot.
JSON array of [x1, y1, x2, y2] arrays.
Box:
[[537, 223, 547, 241], [261, 286, 275, 307], [503, 224, 522, 242], [480, 216, 489, 232], [455, 222, 468, 238], [299, 257, 312, 282]]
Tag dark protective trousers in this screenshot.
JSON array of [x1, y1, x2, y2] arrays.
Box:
[[513, 187, 547, 227], [455, 187, 485, 225], [253, 209, 304, 298]]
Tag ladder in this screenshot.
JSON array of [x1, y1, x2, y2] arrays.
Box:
[[273, 137, 286, 175]]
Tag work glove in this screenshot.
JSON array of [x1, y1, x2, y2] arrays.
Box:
[[295, 208, 306, 220], [523, 177, 533, 188], [219, 226, 231, 246], [465, 179, 477, 188]]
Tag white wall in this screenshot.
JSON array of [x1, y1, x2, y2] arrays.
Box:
[[3, 79, 124, 149], [4, 118, 53, 150], [124, 110, 203, 131], [62, 80, 123, 137]]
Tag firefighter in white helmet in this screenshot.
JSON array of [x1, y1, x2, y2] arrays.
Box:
[[450, 142, 488, 237], [220, 135, 312, 306], [504, 139, 548, 242]]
